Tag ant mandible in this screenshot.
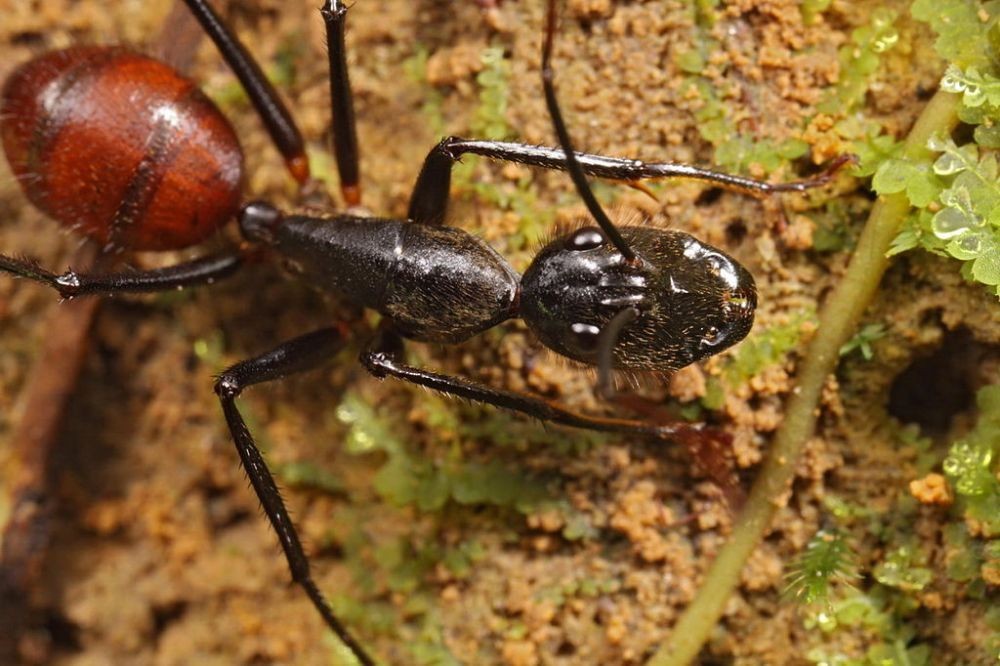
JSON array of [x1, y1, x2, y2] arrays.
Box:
[[0, 0, 851, 662]]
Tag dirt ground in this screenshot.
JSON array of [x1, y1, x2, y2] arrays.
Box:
[[0, 0, 997, 665]]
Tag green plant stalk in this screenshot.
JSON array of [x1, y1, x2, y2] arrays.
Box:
[[649, 89, 960, 666]]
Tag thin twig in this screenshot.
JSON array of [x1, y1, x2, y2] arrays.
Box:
[[648, 89, 960, 666], [0, 244, 100, 662]]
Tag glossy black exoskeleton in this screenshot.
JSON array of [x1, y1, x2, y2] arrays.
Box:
[[0, 1, 848, 663], [522, 225, 756, 370], [240, 206, 756, 373]]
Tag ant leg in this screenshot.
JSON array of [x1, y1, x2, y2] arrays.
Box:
[[361, 327, 706, 442], [0, 251, 243, 299], [181, 0, 309, 184], [408, 138, 855, 227], [407, 139, 457, 226], [321, 0, 361, 207], [214, 326, 374, 666]]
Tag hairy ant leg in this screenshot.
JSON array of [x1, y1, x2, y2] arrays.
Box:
[[321, 0, 361, 206], [0, 252, 244, 299], [212, 326, 374, 666], [186, 0, 363, 202], [408, 137, 855, 228], [361, 327, 708, 442], [181, 0, 309, 184]]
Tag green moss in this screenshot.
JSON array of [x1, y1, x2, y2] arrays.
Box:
[[873, 546, 933, 592], [458, 404, 610, 456], [672, 3, 815, 176], [942, 522, 984, 583], [784, 529, 859, 607], [818, 9, 900, 115], [838, 323, 887, 361], [698, 313, 814, 410], [336, 391, 551, 513], [893, 424, 937, 476], [470, 46, 513, 141], [722, 311, 815, 385], [804, 587, 931, 664], [810, 201, 858, 253], [440, 539, 487, 578], [798, 386, 1000, 664], [328, 510, 470, 663], [402, 44, 446, 136], [271, 460, 342, 494], [820, 8, 908, 195], [436, 45, 557, 251], [942, 383, 1000, 536], [534, 573, 621, 610]]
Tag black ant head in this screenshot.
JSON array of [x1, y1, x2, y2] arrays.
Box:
[[519, 224, 756, 371]]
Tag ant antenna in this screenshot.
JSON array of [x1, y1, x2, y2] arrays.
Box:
[[541, 0, 636, 262], [596, 306, 639, 398]]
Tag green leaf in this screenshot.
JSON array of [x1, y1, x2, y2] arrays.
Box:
[[873, 546, 933, 592], [912, 0, 1000, 69], [932, 197, 983, 239], [941, 65, 1000, 107], [676, 49, 705, 74], [415, 470, 451, 511], [871, 158, 942, 207], [373, 456, 420, 506], [851, 128, 902, 177], [904, 169, 942, 208], [974, 122, 1000, 148], [888, 225, 920, 256], [872, 158, 913, 194], [971, 239, 1000, 285]]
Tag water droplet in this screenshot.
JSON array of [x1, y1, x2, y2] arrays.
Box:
[[932, 207, 979, 239], [872, 30, 899, 53], [933, 152, 966, 176]]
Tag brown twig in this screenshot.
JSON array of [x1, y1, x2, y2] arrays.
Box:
[[0, 244, 100, 663]]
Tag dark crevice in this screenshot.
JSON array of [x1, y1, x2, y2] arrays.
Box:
[[695, 187, 724, 207], [44, 610, 82, 651], [887, 329, 989, 436], [725, 219, 748, 245], [152, 600, 188, 638]]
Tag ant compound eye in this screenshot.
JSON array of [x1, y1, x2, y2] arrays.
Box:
[[570, 322, 601, 351], [566, 227, 605, 251]]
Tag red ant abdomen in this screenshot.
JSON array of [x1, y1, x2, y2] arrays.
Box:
[[1, 46, 244, 251]]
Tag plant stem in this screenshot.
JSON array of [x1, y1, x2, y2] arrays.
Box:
[[648, 89, 960, 666]]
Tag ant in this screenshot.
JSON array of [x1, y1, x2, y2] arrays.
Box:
[[0, 0, 852, 662]]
